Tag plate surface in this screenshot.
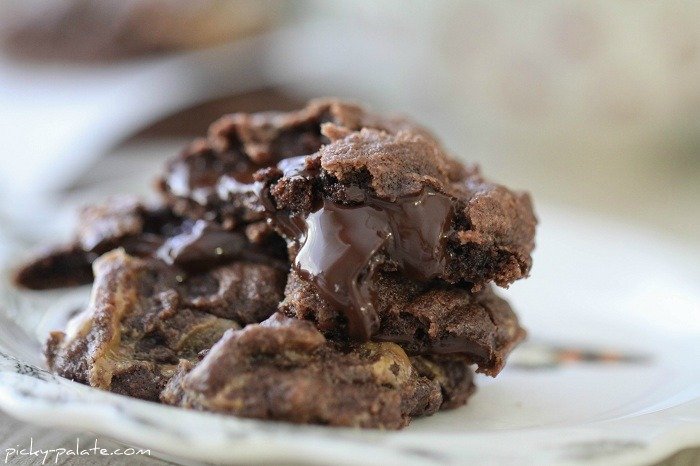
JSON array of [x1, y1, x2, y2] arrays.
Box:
[[0, 205, 698, 466]]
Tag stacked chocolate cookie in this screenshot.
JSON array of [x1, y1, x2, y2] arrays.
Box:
[[16, 99, 536, 429]]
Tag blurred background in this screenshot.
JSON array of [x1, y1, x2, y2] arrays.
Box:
[[0, 0, 698, 249]]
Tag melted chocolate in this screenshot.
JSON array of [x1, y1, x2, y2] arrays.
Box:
[[215, 175, 265, 207], [276, 155, 311, 178], [258, 155, 318, 239], [157, 220, 249, 267], [164, 148, 262, 207], [157, 219, 289, 274], [165, 160, 220, 206], [287, 189, 455, 340]]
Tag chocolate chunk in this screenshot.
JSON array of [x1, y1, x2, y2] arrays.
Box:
[[161, 313, 475, 428], [158, 99, 434, 227], [156, 219, 287, 271], [282, 270, 524, 376], [45, 249, 286, 400]]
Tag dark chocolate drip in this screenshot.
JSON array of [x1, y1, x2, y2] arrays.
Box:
[[293, 200, 386, 339], [288, 188, 455, 340]]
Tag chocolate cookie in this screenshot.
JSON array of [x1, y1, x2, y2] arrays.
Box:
[[2, 1, 271, 62], [45, 249, 286, 400], [161, 313, 475, 428], [261, 127, 535, 340], [282, 270, 524, 376], [22, 97, 534, 430]]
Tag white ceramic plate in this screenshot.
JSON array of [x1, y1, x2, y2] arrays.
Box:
[[0, 204, 698, 466]]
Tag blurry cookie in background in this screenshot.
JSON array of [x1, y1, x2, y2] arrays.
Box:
[[0, 0, 279, 62], [132, 89, 307, 140]]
